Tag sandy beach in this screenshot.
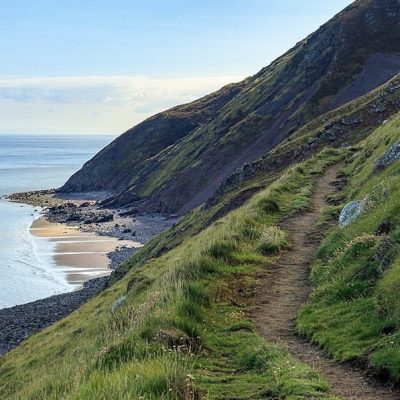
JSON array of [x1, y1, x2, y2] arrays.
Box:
[[8, 189, 176, 288], [0, 189, 176, 356], [30, 218, 142, 287]]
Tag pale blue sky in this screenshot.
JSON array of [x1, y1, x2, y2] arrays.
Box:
[[0, 0, 353, 134]]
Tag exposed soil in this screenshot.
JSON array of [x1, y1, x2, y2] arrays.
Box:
[[330, 53, 400, 111], [250, 165, 400, 399]]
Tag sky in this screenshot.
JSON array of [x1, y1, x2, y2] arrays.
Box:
[[0, 0, 353, 135]]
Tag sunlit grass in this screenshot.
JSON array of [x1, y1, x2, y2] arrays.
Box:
[[298, 113, 400, 382], [0, 148, 344, 399]]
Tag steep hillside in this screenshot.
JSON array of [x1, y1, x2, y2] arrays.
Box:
[[298, 114, 400, 382], [207, 73, 400, 216], [0, 149, 348, 400], [116, 72, 400, 267], [4, 2, 400, 399], [4, 109, 400, 397], [61, 82, 246, 193], [61, 0, 400, 214]]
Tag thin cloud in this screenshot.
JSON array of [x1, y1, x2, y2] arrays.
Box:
[[0, 75, 244, 134]]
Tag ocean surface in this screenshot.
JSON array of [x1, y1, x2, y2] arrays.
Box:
[[0, 134, 114, 309]]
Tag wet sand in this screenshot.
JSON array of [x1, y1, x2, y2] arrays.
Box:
[[30, 218, 142, 287]]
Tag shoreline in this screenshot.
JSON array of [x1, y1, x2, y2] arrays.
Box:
[[8, 189, 176, 243], [0, 189, 176, 356], [0, 277, 107, 356], [29, 218, 139, 287]]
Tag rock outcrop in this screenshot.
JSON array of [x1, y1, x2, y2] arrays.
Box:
[[339, 200, 365, 227], [374, 140, 400, 172]]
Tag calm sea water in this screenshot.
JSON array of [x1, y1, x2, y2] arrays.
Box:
[[0, 134, 114, 308]]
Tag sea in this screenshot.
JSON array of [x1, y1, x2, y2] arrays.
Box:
[[0, 134, 114, 309]]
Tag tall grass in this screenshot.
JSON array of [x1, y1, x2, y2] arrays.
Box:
[[0, 148, 344, 399], [298, 113, 400, 381]]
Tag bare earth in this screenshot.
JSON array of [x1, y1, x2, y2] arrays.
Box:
[[250, 165, 400, 399]]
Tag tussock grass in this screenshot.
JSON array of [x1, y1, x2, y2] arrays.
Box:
[[298, 113, 400, 382], [257, 226, 287, 255], [0, 148, 344, 399]]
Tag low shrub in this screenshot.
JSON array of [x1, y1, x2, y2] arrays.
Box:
[[259, 198, 280, 213]]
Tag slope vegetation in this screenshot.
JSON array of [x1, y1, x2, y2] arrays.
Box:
[[5, 109, 400, 398], [252, 164, 398, 399], [62, 0, 400, 214], [1, 149, 347, 399], [3, 2, 400, 399], [123, 72, 400, 268], [298, 114, 400, 383]]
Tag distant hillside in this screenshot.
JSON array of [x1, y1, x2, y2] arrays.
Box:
[[60, 81, 246, 194], [61, 0, 400, 215]]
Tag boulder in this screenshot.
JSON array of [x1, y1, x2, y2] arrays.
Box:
[[111, 295, 127, 312], [339, 200, 365, 227], [65, 213, 82, 222], [83, 213, 114, 224], [373, 140, 400, 173], [97, 214, 114, 223], [119, 208, 138, 217]]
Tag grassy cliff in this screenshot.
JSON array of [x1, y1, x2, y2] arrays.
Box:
[[3, 1, 400, 398], [298, 113, 400, 382], [0, 149, 345, 400], [3, 113, 400, 399], [62, 0, 400, 215]]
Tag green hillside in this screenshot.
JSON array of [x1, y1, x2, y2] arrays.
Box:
[[0, 147, 346, 400], [5, 107, 400, 397], [298, 115, 400, 381], [62, 0, 400, 215], [3, 1, 400, 399]]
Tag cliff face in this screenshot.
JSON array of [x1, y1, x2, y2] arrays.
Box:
[[62, 0, 400, 214], [61, 82, 247, 193]]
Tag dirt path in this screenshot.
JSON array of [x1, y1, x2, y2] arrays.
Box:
[[250, 165, 400, 399]]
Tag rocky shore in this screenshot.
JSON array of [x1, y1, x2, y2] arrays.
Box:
[[0, 277, 107, 355], [0, 189, 176, 356], [8, 189, 176, 243]]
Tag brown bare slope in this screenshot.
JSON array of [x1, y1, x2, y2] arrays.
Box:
[[62, 0, 400, 215], [251, 165, 400, 399]]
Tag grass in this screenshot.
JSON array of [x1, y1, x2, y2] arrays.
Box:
[[3, 70, 399, 398], [118, 72, 400, 272], [4, 109, 400, 398], [0, 148, 345, 399], [298, 113, 400, 381]]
